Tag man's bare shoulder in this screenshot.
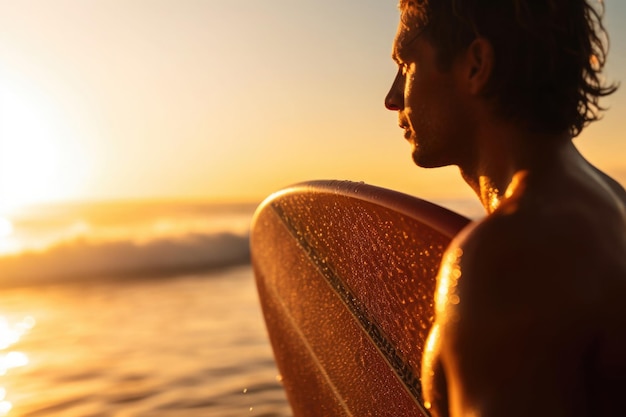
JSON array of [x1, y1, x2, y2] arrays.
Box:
[[455, 209, 601, 283], [591, 165, 626, 205], [460, 183, 624, 280], [439, 190, 626, 319]]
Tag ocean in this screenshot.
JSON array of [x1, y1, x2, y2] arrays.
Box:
[[0, 197, 483, 416]]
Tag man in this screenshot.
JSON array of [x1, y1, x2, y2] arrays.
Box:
[[385, 1, 626, 416]]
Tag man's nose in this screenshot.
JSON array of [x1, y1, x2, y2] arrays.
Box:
[[385, 70, 404, 111]]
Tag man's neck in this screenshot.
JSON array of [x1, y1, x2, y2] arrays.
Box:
[[458, 124, 572, 214]]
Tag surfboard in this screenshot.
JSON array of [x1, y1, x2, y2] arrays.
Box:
[[250, 180, 471, 416]]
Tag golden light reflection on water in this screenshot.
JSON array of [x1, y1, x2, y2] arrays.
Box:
[[0, 316, 35, 415], [0, 316, 35, 350], [0, 352, 29, 376], [0, 388, 11, 416]]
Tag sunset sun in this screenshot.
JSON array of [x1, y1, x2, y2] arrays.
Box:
[[0, 72, 92, 211]]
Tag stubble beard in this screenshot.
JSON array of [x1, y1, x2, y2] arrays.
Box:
[[412, 146, 445, 168], [408, 125, 450, 169]]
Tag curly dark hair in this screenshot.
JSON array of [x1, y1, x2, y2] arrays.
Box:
[[398, 0, 618, 137]]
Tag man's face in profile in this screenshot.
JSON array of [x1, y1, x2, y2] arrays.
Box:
[[386, 20, 473, 169]]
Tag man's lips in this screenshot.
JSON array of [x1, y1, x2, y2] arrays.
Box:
[[399, 122, 411, 141]]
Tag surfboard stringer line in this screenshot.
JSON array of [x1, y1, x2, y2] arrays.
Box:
[[271, 200, 431, 417]]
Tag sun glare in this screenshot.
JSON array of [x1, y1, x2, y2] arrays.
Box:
[[0, 71, 92, 211], [0, 218, 12, 239]]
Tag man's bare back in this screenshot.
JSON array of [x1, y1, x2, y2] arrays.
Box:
[[384, 1, 625, 415]]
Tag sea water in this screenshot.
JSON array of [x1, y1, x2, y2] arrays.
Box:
[[0, 267, 291, 417], [0, 198, 483, 416]]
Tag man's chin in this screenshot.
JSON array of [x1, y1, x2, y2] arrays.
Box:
[[411, 149, 448, 169]]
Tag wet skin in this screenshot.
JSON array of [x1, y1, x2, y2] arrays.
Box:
[[386, 20, 626, 417]]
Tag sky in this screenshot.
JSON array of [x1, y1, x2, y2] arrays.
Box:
[[1, 0, 625, 210]]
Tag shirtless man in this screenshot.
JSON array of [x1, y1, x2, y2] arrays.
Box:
[[384, 1, 626, 416]]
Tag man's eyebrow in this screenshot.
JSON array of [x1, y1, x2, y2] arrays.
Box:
[[392, 28, 424, 64]]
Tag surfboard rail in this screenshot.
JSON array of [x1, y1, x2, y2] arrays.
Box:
[[254, 180, 469, 239]]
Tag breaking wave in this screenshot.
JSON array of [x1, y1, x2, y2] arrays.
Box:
[[0, 200, 259, 287], [0, 230, 251, 287]]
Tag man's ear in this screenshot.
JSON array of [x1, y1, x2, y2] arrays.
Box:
[[463, 37, 494, 95]]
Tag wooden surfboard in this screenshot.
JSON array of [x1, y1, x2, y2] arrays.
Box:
[[250, 180, 470, 416]]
